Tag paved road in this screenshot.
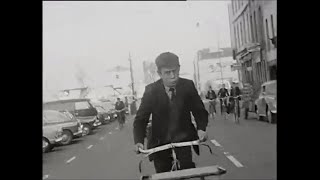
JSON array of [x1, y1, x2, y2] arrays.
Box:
[[43, 105, 276, 179]]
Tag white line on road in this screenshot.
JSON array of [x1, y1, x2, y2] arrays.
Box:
[[210, 139, 222, 147], [43, 175, 49, 179], [87, 145, 93, 149], [224, 152, 244, 168], [66, 156, 76, 164], [100, 137, 105, 140], [109, 132, 112, 134]]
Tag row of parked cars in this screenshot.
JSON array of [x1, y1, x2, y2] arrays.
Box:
[[43, 98, 118, 153]]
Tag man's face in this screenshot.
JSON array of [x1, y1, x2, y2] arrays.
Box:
[[158, 66, 180, 87], [222, 84, 225, 88]]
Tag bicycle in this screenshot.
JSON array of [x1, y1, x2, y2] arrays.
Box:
[[229, 95, 241, 124], [138, 140, 227, 180], [219, 97, 228, 120]]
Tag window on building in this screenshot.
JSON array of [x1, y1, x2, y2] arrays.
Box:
[[262, 60, 267, 82], [232, 1, 235, 15], [240, 22, 243, 46], [265, 19, 270, 51], [254, 11, 258, 43], [236, 0, 239, 11], [271, 14, 275, 37], [247, 13, 250, 42], [243, 16, 246, 44], [231, 0, 234, 15], [236, 23, 239, 48], [234, 26, 237, 49], [259, 62, 262, 83], [250, 15, 254, 42], [258, 7, 263, 43]]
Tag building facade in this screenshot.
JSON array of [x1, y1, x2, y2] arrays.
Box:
[[228, 0, 277, 91]]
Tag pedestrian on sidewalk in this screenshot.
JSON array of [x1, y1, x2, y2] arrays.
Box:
[[133, 52, 209, 173], [206, 86, 217, 118]]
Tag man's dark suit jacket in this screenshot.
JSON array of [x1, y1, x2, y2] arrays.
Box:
[[133, 78, 208, 156]]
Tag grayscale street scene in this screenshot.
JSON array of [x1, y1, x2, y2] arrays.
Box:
[[43, 1, 277, 179]]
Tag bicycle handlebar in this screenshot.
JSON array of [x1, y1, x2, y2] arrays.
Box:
[[230, 95, 241, 98], [138, 140, 202, 156], [137, 140, 215, 174], [115, 108, 126, 112]]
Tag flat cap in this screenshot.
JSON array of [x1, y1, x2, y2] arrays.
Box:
[[155, 52, 180, 69]]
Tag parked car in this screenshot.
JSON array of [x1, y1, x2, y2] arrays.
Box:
[[43, 118, 64, 153], [255, 80, 277, 123], [43, 110, 83, 146], [101, 101, 118, 122], [43, 99, 101, 136], [95, 106, 112, 124]]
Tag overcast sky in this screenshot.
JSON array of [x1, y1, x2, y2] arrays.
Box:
[[43, 0, 231, 92]]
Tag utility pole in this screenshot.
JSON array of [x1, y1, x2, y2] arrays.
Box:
[[218, 41, 224, 85], [196, 22, 201, 92], [128, 52, 137, 115], [197, 50, 201, 92], [217, 26, 224, 85], [129, 52, 135, 96]]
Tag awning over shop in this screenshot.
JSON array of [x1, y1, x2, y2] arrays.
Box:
[[237, 43, 261, 63], [268, 59, 277, 66]]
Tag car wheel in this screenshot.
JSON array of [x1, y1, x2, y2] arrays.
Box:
[[43, 137, 52, 153], [60, 130, 73, 145], [267, 110, 276, 124], [82, 124, 91, 136]]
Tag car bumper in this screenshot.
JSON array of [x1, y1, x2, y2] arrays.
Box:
[[93, 122, 102, 127], [73, 130, 83, 136], [54, 137, 63, 143]]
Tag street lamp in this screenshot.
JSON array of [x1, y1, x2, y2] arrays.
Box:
[[195, 22, 201, 93]]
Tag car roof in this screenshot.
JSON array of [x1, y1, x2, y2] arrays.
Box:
[[43, 98, 91, 104], [43, 109, 63, 115], [262, 80, 276, 86]]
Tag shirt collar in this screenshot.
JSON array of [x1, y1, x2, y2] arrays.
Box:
[[164, 86, 175, 95]]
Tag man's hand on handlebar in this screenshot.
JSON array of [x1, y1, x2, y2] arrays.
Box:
[[198, 130, 208, 142], [135, 143, 144, 154]]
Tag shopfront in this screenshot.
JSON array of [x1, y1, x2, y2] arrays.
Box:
[[268, 59, 277, 80]]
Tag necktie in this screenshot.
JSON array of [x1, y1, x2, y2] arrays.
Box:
[[169, 88, 175, 101], [167, 87, 178, 142]]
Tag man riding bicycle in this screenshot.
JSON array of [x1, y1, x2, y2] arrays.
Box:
[[115, 97, 126, 129], [133, 52, 208, 173], [217, 84, 229, 114], [229, 83, 242, 118], [205, 86, 217, 118]]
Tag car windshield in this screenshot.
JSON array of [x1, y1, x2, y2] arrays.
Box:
[[44, 102, 74, 111], [266, 82, 276, 95], [96, 107, 104, 112], [75, 101, 91, 110], [43, 111, 70, 123]]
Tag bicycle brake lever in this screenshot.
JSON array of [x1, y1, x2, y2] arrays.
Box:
[[139, 159, 143, 173], [200, 143, 215, 156]]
